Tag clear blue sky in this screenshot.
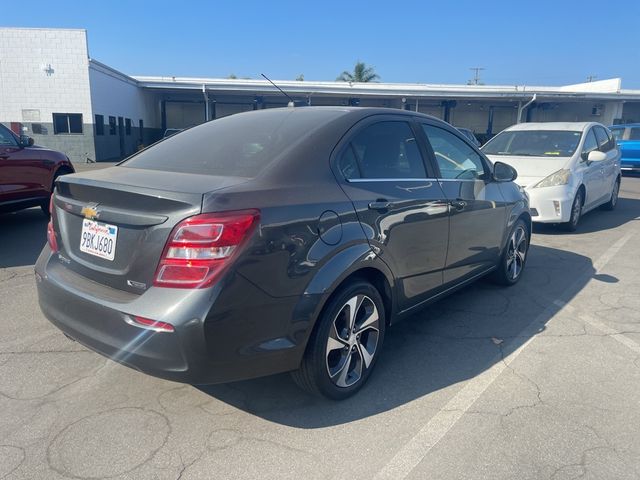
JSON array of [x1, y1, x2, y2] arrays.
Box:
[[6, 0, 640, 88]]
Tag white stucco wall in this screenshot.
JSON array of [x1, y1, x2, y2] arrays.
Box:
[[0, 28, 92, 124], [89, 61, 159, 128]]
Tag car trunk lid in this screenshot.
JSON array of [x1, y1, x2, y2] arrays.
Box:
[[52, 166, 249, 294]]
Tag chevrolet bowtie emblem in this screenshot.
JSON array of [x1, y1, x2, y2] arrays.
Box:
[[81, 204, 99, 220]]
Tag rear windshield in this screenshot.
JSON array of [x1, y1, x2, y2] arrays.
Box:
[[482, 130, 582, 157], [122, 109, 341, 177]]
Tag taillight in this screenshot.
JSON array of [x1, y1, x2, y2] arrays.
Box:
[[153, 210, 259, 289], [47, 195, 58, 253]]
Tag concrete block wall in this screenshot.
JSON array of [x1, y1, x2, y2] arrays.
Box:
[[0, 28, 95, 163]]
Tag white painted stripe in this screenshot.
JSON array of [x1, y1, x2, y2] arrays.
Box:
[[374, 232, 635, 480]]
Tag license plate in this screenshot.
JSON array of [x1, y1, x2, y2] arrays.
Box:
[[79, 219, 118, 261]]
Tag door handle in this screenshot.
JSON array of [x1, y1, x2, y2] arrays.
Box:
[[449, 199, 467, 211], [368, 200, 392, 210]]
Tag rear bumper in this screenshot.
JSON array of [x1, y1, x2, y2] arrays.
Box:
[[35, 247, 308, 384], [525, 185, 574, 223]]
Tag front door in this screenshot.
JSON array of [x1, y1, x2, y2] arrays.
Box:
[[420, 123, 507, 285], [0, 124, 45, 204], [579, 127, 605, 209], [334, 118, 450, 311], [593, 125, 619, 200]]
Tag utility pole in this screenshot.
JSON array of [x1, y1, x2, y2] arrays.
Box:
[[586, 75, 597, 83], [469, 67, 485, 85]]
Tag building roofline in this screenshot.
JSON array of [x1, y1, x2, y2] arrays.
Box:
[[89, 59, 139, 86], [0, 26, 87, 32], [132, 76, 640, 101]]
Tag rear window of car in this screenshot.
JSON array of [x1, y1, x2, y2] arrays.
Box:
[[122, 109, 343, 178], [630, 127, 640, 141]]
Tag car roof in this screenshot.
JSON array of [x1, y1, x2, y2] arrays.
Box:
[[504, 122, 597, 132]]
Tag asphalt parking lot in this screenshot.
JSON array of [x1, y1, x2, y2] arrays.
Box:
[[1, 175, 639, 480]]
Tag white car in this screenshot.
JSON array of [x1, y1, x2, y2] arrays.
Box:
[[482, 122, 621, 231]]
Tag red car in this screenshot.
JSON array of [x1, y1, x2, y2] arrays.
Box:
[[0, 123, 74, 216]]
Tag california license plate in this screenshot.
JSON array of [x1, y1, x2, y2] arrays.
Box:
[[79, 219, 118, 261]]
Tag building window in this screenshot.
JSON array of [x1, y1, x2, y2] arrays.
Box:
[[138, 119, 144, 143], [95, 114, 104, 136], [125, 118, 132, 136], [109, 116, 116, 135], [53, 113, 83, 134]]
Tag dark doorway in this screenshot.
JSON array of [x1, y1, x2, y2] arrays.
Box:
[[117, 116, 125, 158]]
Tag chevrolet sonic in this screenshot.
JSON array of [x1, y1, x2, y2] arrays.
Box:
[[35, 107, 530, 399]]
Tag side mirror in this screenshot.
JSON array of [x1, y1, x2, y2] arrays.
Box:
[[493, 161, 518, 182], [587, 150, 606, 162], [19, 135, 34, 148]]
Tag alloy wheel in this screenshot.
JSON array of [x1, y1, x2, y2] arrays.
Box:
[[325, 294, 380, 388], [611, 180, 620, 207], [571, 192, 582, 227], [506, 225, 527, 281]]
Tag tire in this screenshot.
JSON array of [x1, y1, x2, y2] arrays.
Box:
[[41, 170, 69, 217], [491, 219, 529, 286], [601, 177, 620, 211], [291, 280, 386, 400], [561, 189, 583, 232]]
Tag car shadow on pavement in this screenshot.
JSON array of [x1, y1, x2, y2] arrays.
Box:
[[0, 208, 48, 268], [198, 243, 594, 428], [532, 197, 640, 236]]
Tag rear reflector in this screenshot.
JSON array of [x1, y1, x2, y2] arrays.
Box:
[[126, 315, 175, 333], [47, 195, 59, 253], [153, 210, 259, 289]]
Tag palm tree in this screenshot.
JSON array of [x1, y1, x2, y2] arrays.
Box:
[[337, 61, 380, 82]]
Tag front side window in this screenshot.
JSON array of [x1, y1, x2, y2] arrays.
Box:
[[422, 124, 486, 180], [53, 113, 83, 134], [482, 130, 582, 157], [342, 121, 426, 179], [582, 129, 599, 159], [0, 124, 18, 146], [594, 126, 613, 152]]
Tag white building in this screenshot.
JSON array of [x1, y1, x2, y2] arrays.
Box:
[[2, 27, 640, 163]]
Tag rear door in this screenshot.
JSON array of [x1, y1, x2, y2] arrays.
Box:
[[334, 117, 450, 310], [420, 122, 507, 286]]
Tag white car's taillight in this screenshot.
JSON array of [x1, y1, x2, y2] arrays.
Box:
[[153, 210, 259, 289]]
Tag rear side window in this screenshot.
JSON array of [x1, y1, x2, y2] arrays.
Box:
[[422, 124, 487, 180], [630, 127, 640, 140], [609, 127, 624, 141], [122, 109, 343, 178], [341, 121, 426, 179]]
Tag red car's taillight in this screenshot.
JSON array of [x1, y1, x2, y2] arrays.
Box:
[[153, 210, 259, 289], [47, 195, 58, 253]]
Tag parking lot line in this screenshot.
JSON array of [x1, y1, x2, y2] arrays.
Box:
[[374, 232, 635, 480]]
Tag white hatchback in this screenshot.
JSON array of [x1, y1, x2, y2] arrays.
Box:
[[482, 122, 621, 231]]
